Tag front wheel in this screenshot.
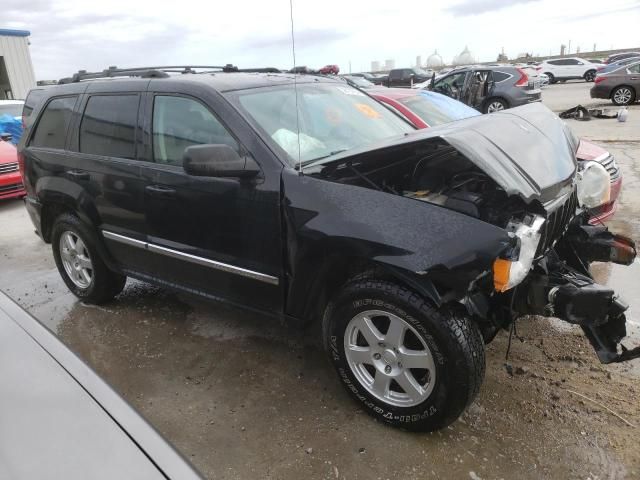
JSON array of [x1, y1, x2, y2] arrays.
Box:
[[324, 279, 485, 431], [545, 72, 556, 84], [52, 213, 127, 304], [584, 70, 596, 82], [611, 86, 635, 105]]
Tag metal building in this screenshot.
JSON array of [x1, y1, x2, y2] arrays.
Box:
[[0, 29, 36, 100]]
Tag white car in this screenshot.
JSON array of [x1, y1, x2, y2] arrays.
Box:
[[0, 100, 24, 120], [539, 57, 598, 84]]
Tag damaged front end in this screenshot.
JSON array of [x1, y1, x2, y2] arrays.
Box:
[[302, 103, 638, 364], [515, 218, 638, 364]]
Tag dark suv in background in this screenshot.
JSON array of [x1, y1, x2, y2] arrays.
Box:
[[385, 67, 430, 87], [429, 65, 541, 113], [18, 66, 638, 432]]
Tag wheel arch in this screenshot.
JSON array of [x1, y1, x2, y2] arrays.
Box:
[[39, 189, 120, 272], [288, 252, 445, 328]]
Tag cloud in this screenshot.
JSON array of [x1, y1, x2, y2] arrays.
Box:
[[446, 0, 541, 16], [563, 3, 640, 21], [244, 29, 350, 49]]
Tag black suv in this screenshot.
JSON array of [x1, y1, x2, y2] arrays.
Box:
[[19, 66, 638, 432], [385, 67, 430, 87]]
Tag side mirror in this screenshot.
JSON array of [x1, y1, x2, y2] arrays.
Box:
[[0, 133, 12, 142], [183, 144, 260, 178]]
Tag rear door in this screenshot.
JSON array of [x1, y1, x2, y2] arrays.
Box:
[[70, 81, 155, 274], [138, 83, 283, 314]]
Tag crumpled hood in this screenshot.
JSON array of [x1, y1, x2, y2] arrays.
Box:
[[315, 103, 578, 205]]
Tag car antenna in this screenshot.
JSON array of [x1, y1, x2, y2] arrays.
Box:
[[289, 0, 303, 174]]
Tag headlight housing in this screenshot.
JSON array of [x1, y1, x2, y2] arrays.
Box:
[[576, 161, 610, 209], [493, 215, 545, 292]]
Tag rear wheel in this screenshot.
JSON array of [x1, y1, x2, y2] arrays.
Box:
[[584, 70, 596, 82], [324, 279, 485, 431], [611, 86, 635, 105], [52, 213, 126, 304], [483, 97, 508, 114]]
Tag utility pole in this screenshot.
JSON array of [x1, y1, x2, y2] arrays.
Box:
[[349, 60, 351, 74], [568, 40, 571, 54]]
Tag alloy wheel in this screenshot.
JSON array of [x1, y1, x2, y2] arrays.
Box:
[[614, 88, 632, 105], [59, 231, 94, 289], [343, 309, 437, 407], [487, 101, 505, 113]]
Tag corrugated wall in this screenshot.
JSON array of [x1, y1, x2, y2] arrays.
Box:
[[0, 35, 36, 100]]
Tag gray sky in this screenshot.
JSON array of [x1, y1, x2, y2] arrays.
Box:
[[3, 0, 640, 79]]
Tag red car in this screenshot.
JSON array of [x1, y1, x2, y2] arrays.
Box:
[[370, 88, 622, 224], [0, 139, 26, 200], [319, 64, 339, 75]]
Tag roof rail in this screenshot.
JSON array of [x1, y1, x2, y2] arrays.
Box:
[[58, 65, 240, 84]]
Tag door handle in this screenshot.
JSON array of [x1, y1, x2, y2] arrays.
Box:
[[145, 185, 176, 198], [67, 170, 90, 180]]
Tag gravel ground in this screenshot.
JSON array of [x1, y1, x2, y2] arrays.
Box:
[[1, 80, 639, 479]]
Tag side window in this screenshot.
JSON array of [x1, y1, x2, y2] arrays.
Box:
[[152, 95, 239, 166], [547, 60, 560, 66], [492, 71, 511, 82], [628, 64, 640, 74], [80, 95, 139, 159], [389, 70, 401, 80], [30, 96, 77, 149]]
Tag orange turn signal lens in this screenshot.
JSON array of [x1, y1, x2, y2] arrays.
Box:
[[493, 258, 512, 292]]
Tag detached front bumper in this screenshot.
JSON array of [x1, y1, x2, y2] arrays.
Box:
[[523, 221, 639, 364]]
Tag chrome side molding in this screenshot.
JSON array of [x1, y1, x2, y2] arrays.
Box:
[[102, 230, 279, 286]]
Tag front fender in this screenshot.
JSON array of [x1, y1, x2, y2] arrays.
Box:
[[282, 169, 511, 318]]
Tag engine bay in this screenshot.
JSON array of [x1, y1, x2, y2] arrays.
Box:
[[313, 139, 536, 228]]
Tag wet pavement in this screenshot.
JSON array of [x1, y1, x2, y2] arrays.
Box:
[[1, 83, 640, 479]]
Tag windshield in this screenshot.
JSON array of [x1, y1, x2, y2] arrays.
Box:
[[0, 104, 23, 117], [397, 91, 480, 126], [344, 76, 374, 88], [233, 83, 413, 165]]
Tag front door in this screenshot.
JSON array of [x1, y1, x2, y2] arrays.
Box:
[[140, 91, 283, 314], [433, 72, 468, 101]]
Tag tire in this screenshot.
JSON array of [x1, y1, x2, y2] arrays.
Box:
[[52, 213, 126, 304], [584, 70, 596, 82], [323, 279, 485, 432], [483, 97, 508, 114], [545, 72, 556, 84], [611, 86, 635, 106]]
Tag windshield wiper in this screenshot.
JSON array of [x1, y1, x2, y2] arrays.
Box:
[[296, 149, 349, 169]]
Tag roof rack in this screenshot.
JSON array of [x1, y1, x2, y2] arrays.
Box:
[[58, 65, 282, 84]]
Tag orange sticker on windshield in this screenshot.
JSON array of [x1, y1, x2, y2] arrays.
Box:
[[354, 103, 381, 119]]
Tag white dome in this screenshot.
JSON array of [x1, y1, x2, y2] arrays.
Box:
[[426, 50, 444, 68], [454, 46, 476, 66]]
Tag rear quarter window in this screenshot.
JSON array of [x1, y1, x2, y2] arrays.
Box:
[[492, 71, 511, 82], [30, 96, 77, 149], [23, 89, 47, 121]]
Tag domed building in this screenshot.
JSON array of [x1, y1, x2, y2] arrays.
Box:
[[453, 46, 476, 66], [426, 50, 444, 69]]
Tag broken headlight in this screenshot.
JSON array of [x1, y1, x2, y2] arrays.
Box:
[[493, 215, 545, 292], [576, 161, 611, 209]]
